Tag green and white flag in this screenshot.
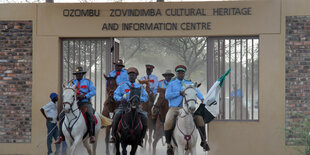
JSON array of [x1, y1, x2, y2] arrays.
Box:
[[204, 68, 231, 117]]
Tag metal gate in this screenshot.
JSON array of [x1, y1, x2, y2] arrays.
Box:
[[207, 37, 259, 121], [61, 38, 119, 113]]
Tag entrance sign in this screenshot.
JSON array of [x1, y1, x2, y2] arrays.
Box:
[[37, 1, 280, 37]]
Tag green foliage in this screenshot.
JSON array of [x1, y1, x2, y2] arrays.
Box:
[[286, 111, 310, 155]]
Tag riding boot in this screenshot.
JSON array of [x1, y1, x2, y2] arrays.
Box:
[[138, 112, 148, 147], [164, 129, 174, 154], [109, 110, 122, 143], [89, 121, 95, 144], [197, 126, 210, 151]]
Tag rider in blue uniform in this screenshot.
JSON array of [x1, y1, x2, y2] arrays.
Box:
[[151, 69, 175, 130], [108, 59, 129, 85], [164, 65, 209, 154], [109, 67, 149, 147], [55, 67, 96, 144]]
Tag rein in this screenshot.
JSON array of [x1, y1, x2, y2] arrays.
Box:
[[63, 87, 82, 141]]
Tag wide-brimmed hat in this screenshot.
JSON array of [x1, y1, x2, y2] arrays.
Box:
[[127, 67, 139, 75], [175, 65, 187, 72], [73, 66, 86, 75], [162, 69, 175, 77], [113, 59, 125, 67], [146, 64, 155, 70]]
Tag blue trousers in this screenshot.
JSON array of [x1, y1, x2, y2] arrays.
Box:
[[46, 120, 60, 154]]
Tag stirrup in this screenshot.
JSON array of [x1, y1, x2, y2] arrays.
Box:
[[167, 145, 173, 155], [109, 136, 117, 143], [54, 136, 64, 144], [89, 136, 96, 144], [200, 141, 210, 151]]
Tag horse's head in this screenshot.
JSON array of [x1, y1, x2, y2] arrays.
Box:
[[62, 83, 77, 113], [104, 74, 117, 96], [182, 83, 199, 114], [154, 87, 166, 107], [138, 79, 152, 95], [128, 87, 141, 109]]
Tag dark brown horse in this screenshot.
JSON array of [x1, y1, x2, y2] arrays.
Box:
[[152, 87, 169, 155], [138, 79, 155, 150], [102, 74, 120, 155]]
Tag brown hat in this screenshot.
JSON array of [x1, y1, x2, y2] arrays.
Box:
[[127, 67, 139, 75], [175, 65, 187, 72], [113, 59, 125, 67], [162, 69, 175, 77], [73, 66, 86, 75]]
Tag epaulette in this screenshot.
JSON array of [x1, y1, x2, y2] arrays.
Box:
[[159, 79, 164, 82]]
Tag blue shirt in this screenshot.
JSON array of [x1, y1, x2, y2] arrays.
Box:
[[108, 68, 129, 85], [158, 79, 172, 88], [140, 74, 158, 94], [71, 78, 96, 102], [114, 81, 148, 103], [165, 79, 204, 107]]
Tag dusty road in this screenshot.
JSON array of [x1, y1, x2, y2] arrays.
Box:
[[73, 129, 208, 155]]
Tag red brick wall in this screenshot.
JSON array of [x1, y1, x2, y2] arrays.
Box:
[[286, 16, 310, 145], [0, 21, 32, 143]]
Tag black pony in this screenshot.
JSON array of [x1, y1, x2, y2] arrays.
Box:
[[115, 86, 144, 155]]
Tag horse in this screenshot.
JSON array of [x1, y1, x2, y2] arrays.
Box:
[[62, 84, 101, 155], [138, 79, 155, 149], [171, 83, 199, 155], [101, 74, 120, 155], [152, 87, 169, 155], [115, 86, 144, 155]]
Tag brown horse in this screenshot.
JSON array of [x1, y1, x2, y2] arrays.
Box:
[[102, 74, 120, 155], [138, 79, 155, 150], [152, 87, 169, 155]]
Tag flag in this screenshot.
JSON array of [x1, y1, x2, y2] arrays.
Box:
[[204, 68, 231, 117]]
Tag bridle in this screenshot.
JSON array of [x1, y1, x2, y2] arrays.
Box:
[[63, 87, 81, 138], [182, 85, 197, 115], [63, 87, 79, 114]]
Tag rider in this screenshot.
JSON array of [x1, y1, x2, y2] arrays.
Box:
[[164, 65, 208, 154], [151, 69, 175, 130], [55, 66, 96, 144], [140, 64, 158, 99], [108, 59, 129, 85], [109, 67, 148, 147]]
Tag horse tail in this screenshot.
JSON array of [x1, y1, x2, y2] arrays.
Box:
[[98, 112, 113, 127]]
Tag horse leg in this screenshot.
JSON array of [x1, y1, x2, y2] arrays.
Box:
[[121, 142, 127, 155], [83, 139, 92, 155], [177, 146, 184, 155], [65, 139, 72, 155], [144, 131, 148, 148], [148, 125, 153, 150], [115, 142, 120, 155], [152, 132, 160, 155], [92, 132, 99, 155], [190, 147, 197, 155], [69, 137, 82, 155], [130, 144, 138, 155], [105, 126, 111, 155]]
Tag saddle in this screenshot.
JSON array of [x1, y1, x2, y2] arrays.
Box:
[[117, 112, 143, 136], [81, 107, 98, 127]]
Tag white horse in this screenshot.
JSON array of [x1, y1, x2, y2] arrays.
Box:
[[172, 83, 199, 155], [62, 84, 101, 155]]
